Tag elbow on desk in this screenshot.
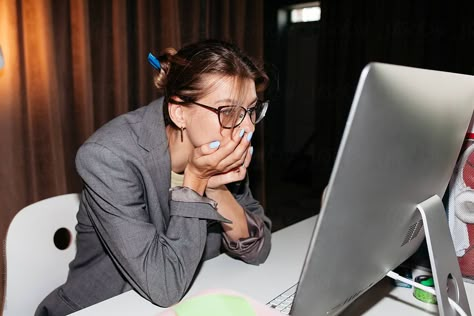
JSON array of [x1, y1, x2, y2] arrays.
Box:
[[142, 267, 190, 308], [236, 229, 272, 266], [145, 229, 272, 307], [254, 228, 272, 265], [147, 288, 185, 309]]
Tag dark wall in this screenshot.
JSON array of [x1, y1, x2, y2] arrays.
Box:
[[263, 0, 323, 229], [313, 1, 474, 191], [262, 0, 474, 229], [265, 0, 474, 185]]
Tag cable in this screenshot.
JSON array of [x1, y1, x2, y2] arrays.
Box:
[[386, 271, 468, 316]]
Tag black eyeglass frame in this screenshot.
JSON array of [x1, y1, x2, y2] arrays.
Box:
[[169, 97, 269, 129]]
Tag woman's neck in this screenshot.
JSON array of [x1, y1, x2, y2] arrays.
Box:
[[166, 125, 191, 174]]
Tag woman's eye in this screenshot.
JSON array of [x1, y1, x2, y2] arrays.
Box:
[[221, 107, 236, 116]]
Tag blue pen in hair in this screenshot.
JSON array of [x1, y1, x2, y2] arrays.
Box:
[[148, 52, 161, 70]]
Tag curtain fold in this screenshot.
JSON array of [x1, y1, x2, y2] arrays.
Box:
[[0, 1, 30, 274], [112, 0, 130, 116], [0, 0, 264, 308], [70, 0, 95, 141], [22, 0, 67, 200]]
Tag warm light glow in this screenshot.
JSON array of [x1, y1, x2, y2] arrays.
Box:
[[0, 46, 4, 69], [0, 0, 20, 113], [291, 6, 321, 23]]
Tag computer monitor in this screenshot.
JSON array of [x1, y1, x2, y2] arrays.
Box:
[[291, 63, 474, 315]]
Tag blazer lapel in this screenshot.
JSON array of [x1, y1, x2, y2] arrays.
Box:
[[137, 98, 171, 222]]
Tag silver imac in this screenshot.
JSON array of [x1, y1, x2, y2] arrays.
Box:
[[291, 63, 474, 315]]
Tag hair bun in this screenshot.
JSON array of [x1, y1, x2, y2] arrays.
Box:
[[153, 48, 177, 91]]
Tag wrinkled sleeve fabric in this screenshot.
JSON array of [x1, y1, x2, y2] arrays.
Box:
[[76, 142, 228, 307], [221, 177, 272, 265]]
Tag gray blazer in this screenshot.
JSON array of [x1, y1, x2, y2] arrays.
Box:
[[35, 98, 272, 316]]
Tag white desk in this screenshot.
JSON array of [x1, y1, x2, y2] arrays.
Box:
[[71, 216, 474, 315]]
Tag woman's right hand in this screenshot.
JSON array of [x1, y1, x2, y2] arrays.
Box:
[[206, 145, 252, 190], [183, 128, 252, 195]]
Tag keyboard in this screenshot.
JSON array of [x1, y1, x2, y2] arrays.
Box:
[[266, 283, 298, 315]]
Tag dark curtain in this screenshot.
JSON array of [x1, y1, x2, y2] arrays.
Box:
[[313, 0, 474, 192], [0, 0, 264, 306]]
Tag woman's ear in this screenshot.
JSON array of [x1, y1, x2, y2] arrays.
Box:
[[168, 102, 186, 128]]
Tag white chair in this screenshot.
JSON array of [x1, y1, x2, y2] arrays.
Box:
[[3, 193, 80, 316]]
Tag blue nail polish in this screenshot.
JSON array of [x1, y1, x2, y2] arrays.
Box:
[[148, 53, 161, 70], [247, 132, 253, 141], [239, 128, 245, 138], [209, 141, 220, 149], [250, 147, 254, 155]]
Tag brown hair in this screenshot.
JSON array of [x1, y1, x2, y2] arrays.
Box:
[[153, 39, 269, 128]]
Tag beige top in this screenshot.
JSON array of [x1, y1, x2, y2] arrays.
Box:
[[171, 171, 184, 188]]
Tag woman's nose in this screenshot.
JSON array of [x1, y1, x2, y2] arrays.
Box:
[[241, 113, 255, 132]]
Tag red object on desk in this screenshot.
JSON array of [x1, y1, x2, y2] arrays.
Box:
[[458, 224, 474, 278], [459, 141, 474, 278]]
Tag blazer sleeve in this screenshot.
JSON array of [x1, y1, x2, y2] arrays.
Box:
[[76, 142, 228, 307], [222, 177, 272, 265]]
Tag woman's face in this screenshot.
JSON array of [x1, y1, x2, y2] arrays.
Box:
[[183, 75, 257, 147]]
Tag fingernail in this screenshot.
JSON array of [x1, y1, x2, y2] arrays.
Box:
[[247, 132, 253, 141], [250, 146, 254, 155], [239, 128, 245, 138], [209, 141, 220, 149]]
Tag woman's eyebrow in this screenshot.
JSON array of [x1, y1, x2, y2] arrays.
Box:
[[213, 98, 236, 105], [247, 98, 258, 107], [214, 98, 258, 107]]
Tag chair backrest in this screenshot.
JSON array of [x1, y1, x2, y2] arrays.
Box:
[[3, 193, 80, 316]]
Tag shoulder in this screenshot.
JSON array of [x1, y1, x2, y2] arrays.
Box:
[[75, 98, 169, 177], [89, 99, 164, 145], [79, 98, 166, 156]]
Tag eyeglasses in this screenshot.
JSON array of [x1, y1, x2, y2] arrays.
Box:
[[171, 97, 269, 129]]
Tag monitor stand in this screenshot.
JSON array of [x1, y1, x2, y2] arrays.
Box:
[[417, 195, 471, 316]]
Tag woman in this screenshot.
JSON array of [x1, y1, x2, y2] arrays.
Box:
[[36, 39, 272, 315]]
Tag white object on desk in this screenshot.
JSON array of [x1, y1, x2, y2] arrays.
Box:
[[71, 217, 474, 316]]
